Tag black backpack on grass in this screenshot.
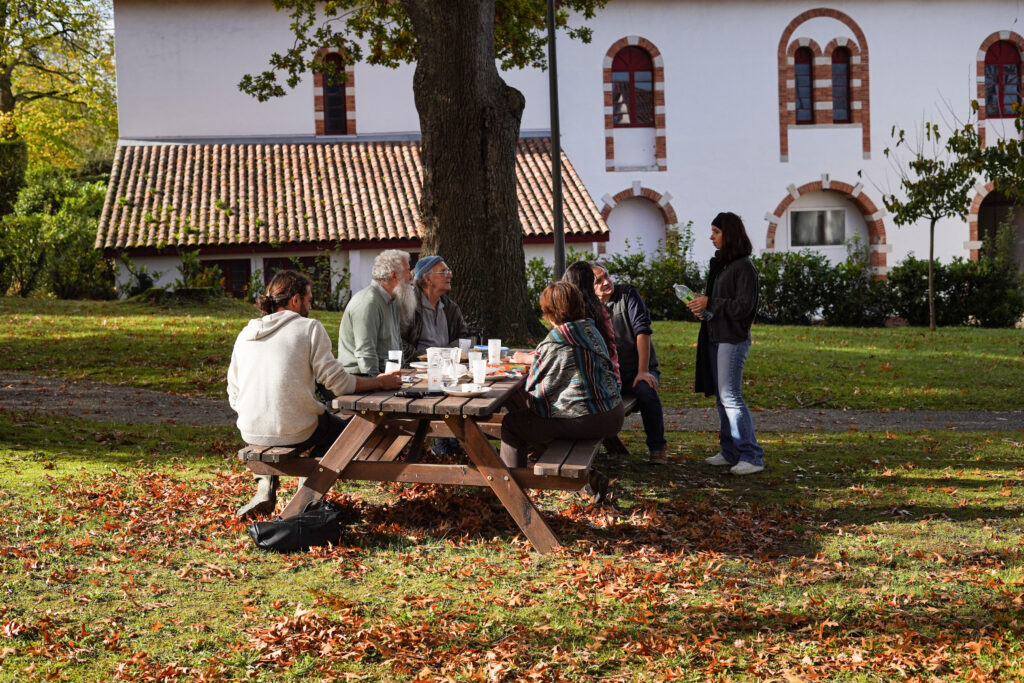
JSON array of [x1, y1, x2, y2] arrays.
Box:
[[247, 499, 357, 552]]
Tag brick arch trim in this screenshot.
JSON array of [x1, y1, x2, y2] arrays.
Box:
[[764, 178, 889, 271], [975, 31, 1024, 147], [777, 8, 871, 162], [599, 186, 678, 225], [967, 181, 996, 260], [603, 36, 667, 171], [787, 38, 823, 60], [313, 48, 357, 136]]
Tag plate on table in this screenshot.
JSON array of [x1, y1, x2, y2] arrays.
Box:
[[486, 371, 521, 380], [442, 384, 490, 397], [409, 361, 429, 369]]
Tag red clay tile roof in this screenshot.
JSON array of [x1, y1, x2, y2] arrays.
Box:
[[96, 138, 607, 250]]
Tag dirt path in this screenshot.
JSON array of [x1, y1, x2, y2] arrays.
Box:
[[3, 371, 1021, 432]]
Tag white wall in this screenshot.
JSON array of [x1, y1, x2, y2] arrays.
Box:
[[113, 0, 1024, 270]]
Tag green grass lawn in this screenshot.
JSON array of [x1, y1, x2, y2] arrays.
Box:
[[1, 415, 1022, 680], [1, 297, 1021, 410], [1, 296, 1023, 680]]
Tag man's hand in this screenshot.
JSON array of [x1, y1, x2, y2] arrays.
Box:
[[633, 371, 659, 391], [378, 371, 403, 390]]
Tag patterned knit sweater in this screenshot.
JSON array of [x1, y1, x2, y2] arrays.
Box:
[[526, 319, 621, 418]]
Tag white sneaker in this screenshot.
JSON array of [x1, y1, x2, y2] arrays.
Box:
[[704, 452, 731, 466], [730, 461, 765, 476]]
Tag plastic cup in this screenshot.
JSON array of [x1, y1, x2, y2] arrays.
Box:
[[388, 350, 403, 364], [471, 359, 487, 384], [468, 351, 483, 364], [384, 361, 400, 374], [488, 338, 502, 365]]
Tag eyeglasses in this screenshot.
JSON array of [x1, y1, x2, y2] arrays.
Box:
[[431, 269, 453, 277]]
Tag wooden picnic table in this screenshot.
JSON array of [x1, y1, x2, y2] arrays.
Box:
[[272, 372, 568, 553]]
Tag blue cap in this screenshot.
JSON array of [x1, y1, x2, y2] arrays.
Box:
[[414, 255, 444, 280]]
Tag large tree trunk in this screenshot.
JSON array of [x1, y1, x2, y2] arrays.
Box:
[[402, 0, 545, 344]]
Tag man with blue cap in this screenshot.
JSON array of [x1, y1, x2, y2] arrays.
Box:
[[397, 255, 471, 363]]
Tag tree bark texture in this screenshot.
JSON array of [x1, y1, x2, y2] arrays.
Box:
[[402, 0, 545, 344]]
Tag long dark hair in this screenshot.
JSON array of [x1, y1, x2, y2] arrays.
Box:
[[257, 270, 310, 315], [562, 260, 614, 350], [711, 211, 753, 262]]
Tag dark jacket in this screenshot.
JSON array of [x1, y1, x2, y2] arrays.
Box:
[[400, 292, 470, 363], [694, 255, 759, 396], [706, 256, 759, 344], [608, 283, 659, 381]]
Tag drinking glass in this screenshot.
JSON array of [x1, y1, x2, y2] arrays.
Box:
[[471, 359, 487, 385], [487, 338, 502, 365]]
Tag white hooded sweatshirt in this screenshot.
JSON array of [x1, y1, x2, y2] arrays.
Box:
[[227, 310, 357, 446]]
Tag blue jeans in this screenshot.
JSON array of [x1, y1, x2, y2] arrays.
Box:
[[709, 341, 764, 466]]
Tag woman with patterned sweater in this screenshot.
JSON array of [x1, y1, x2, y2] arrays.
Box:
[[500, 281, 623, 502]]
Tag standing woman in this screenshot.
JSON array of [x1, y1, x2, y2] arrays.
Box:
[[686, 212, 765, 475]]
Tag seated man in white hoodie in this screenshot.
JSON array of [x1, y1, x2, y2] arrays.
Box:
[[227, 270, 402, 518]]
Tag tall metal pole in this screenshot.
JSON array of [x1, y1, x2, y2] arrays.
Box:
[[546, 0, 565, 279]]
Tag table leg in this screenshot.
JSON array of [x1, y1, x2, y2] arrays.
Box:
[[279, 413, 384, 518], [444, 415, 561, 554]]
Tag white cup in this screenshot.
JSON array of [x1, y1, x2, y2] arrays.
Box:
[[488, 338, 502, 365], [471, 359, 487, 385], [388, 350, 403, 364], [467, 350, 483, 364], [457, 338, 472, 358], [384, 361, 400, 374]]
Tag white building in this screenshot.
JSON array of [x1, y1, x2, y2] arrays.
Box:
[[98, 0, 1024, 292]]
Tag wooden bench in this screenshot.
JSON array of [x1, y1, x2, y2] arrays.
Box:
[[532, 439, 602, 479], [238, 444, 316, 463]]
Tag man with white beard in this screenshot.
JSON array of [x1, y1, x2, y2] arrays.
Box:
[[397, 255, 470, 363], [338, 249, 412, 376]]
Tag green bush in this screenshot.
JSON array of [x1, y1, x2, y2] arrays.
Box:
[[753, 250, 833, 325], [43, 180, 115, 299], [821, 239, 893, 327], [0, 137, 27, 215], [0, 214, 46, 295], [176, 249, 222, 290], [886, 255, 933, 326], [882, 228, 1023, 328], [0, 167, 115, 298]]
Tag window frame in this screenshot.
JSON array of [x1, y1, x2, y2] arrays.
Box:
[[322, 53, 348, 135], [794, 47, 815, 125], [831, 47, 851, 124], [789, 208, 847, 247], [611, 46, 655, 129]]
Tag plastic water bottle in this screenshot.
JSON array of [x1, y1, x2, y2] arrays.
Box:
[[673, 283, 695, 302], [675, 283, 714, 320]]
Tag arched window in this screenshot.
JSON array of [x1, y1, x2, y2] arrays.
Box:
[[611, 46, 654, 128], [323, 53, 348, 135], [831, 47, 851, 123], [794, 47, 814, 124], [985, 40, 1021, 118]]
